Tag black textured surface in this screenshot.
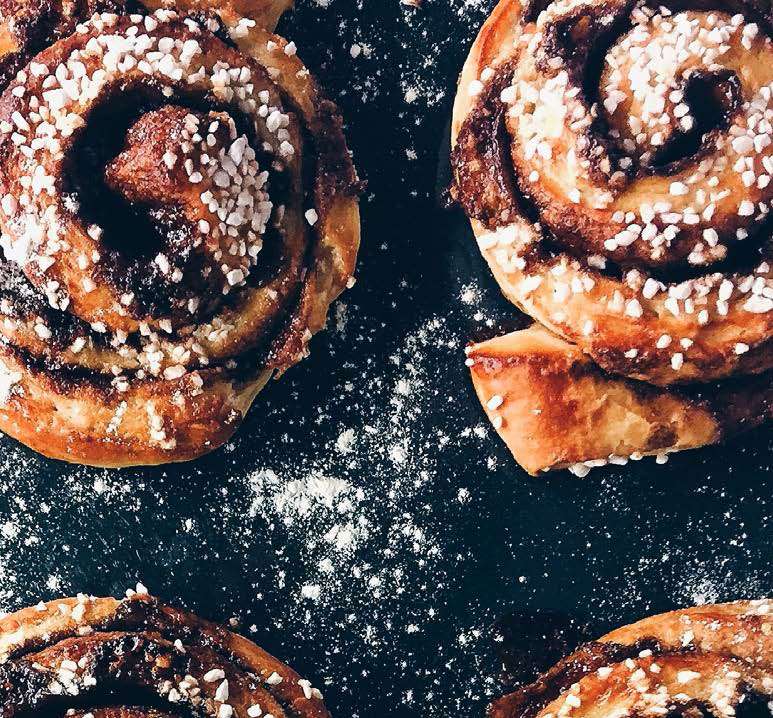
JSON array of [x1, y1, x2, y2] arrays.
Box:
[[0, 2, 769, 717]]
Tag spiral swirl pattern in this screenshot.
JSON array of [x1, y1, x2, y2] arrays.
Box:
[[0, 592, 330, 718], [491, 599, 772, 718], [0, 4, 360, 466], [455, 0, 772, 384], [452, 0, 772, 473]]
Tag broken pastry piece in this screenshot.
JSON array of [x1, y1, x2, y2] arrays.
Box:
[[467, 326, 771, 476], [0, 591, 331, 717]]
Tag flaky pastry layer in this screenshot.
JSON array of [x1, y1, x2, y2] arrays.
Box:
[[468, 325, 771, 475]]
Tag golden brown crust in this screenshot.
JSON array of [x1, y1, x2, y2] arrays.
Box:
[[0, 344, 270, 467], [0, 592, 331, 718], [490, 599, 773, 718], [468, 325, 772, 475], [0, 6, 359, 466], [453, 0, 773, 474]]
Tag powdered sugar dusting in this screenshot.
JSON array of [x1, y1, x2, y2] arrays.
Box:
[[0, 2, 767, 718]]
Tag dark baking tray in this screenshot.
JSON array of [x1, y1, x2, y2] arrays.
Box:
[[0, 1, 769, 716]]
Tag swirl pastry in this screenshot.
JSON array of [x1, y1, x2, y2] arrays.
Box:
[[0, 590, 330, 718], [0, 1, 360, 466], [452, 0, 772, 475], [491, 599, 772, 718]]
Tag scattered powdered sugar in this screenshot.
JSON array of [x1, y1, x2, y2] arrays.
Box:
[[248, 470, 369, 562], [397, 0, 492, 113], [229, 316, 469, 616], [460, 282, 483, 306], [674, 560, 766, 608], [252, 472, 360, 521], [0, 2, 767, 718]]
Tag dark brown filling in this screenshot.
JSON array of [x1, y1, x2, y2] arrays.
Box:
[[659, 694, 773, 718], [450, 57, 523, 230], [451, 59, 772, 286], [62, 80, 288, 322], [0, 646, 191, 718], [0, 598, 305, 718], [645, 69, 741, 170], [490, 635, 772, 718], [0, 634, 225, 718]]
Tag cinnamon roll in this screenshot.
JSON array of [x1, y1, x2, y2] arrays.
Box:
[[0, 1, 360, 466], [491, 599, 772, 718], [452, 0, 772, 474], [0, 590, 330, 718]]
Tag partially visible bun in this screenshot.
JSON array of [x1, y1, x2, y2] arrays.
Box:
[[491, 599, 773, 718], [0, 591, 331, 718]]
